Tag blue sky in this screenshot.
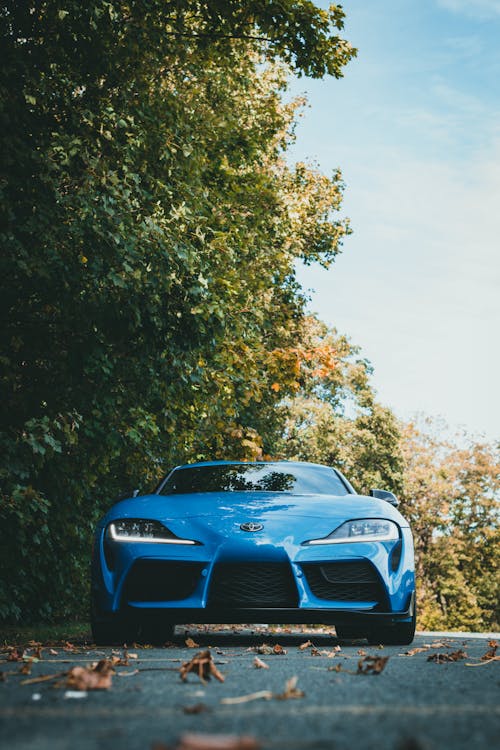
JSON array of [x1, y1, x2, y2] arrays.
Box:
[[290, 0, 500, 441]]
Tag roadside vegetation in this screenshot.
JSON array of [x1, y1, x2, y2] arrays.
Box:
[[1, 1, 498, 632]]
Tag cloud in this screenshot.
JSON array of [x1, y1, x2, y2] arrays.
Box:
[[437, 0, 500, 19]]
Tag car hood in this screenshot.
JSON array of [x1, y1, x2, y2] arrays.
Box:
[[102, 491, 410, 542]]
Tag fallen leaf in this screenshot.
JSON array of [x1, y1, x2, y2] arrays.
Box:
[[427, 650, 467, 664], [253, 657, 269, 669], [252, 643, 273, 655], [114, 650, 134, 666], [328, 663, 344, 673], [91, 656, 120, 669], [66, 658, 116, 690], [221, 690, 273, 705], [275, 675, 304, 700], [21, 672, 66, 686], [402, 647, 430, 656], [482, 640, 498, 660], [185, 638, 200, 649], [465, 641, 500, 667], [298, 640, 312, 650], [465, 657, 500, 667], [183, 703, 210, 715], [180, 650, 224, 684], [357, 656, 390, 675], [272, 644, 286, 655], [176, 732, 260, 750], [19, 661, 33, 676], [7, 649, 24, 662], [117, 669, 139, 677]]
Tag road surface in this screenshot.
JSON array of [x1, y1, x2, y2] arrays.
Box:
[[1, 627, 499, 749]]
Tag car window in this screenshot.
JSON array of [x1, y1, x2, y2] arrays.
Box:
[[159, 463, 350, 496]]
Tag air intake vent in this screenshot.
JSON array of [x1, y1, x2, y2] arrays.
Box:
[[209, 563, 298, 607], [302, 561, 386, 604], [124, 561, 203, 602]]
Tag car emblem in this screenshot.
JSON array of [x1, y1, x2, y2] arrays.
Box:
[[240, 522, 264, 532]]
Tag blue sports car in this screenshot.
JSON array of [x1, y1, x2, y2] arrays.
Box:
[[91, 461, 416, 645]]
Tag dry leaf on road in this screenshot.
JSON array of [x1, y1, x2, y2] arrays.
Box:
[[427, 650, 467, 663], [19, 661, 34, 676], [7, 649, 24, 662], [311, 647, 339, 657], [180, 650, 224, 684], [357, 656, 390, 675], [252, 644, 273, 655], [328, 663, 345, 673], [66, 658, 116, 690], [21, 672, 66, 686], [466, 640, 500, 667], [402, 647, 430, 656], [482, 640, 498, 660], [221, 690, 273, 705], [253, 657, 269, 669], [298, 640, 312, 650], [183, 703, 210, 714], [275, 675, 304, 700], [176, 732, 260, 750]]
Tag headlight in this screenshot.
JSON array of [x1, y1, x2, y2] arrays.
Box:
[[305, 519, 399, 545], [107, 519, 199, 545]]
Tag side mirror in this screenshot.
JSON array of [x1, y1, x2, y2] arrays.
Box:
[[370, 489, 399, 507]]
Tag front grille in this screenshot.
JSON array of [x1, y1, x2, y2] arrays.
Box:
[[123, 561, 203, 602], [209, 563, 299, 607], [301, 561, 386, 604]]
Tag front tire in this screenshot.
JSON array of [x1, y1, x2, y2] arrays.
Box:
[[335, 625, 367, 641], [138, 614, 175, 645], [90, 595, 138, 646], [367, 609, 416, 646]]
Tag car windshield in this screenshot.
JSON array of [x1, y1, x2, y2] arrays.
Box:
[[159, 463, 350, 496]]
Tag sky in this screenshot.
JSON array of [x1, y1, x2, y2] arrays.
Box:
[[289, 0, 500, 442]]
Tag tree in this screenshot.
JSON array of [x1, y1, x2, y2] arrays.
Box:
[[275, 316, 404, 493], [0, 2, 354, 621], [399, 420, 499, 631], [277, 339, 499, 632]]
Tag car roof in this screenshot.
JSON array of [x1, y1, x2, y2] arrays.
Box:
[[174, 460, 335, 470]]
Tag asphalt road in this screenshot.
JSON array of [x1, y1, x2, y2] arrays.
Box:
[[1, 627, 499, 750]]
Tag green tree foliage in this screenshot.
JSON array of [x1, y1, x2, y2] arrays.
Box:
[[0, 2, 354, 621], [399, 421, 500, 632]]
